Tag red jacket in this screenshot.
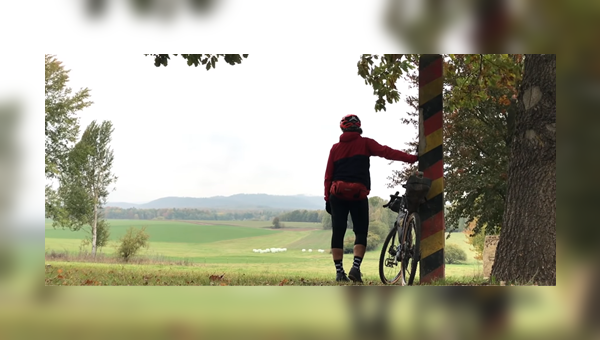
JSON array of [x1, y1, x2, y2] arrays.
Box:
[[324, 132, 418, 201]]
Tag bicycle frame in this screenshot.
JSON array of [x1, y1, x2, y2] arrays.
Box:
[[380, 190, 422, 285], [380, 172, 430, 285], [382, 193, 409, 261]]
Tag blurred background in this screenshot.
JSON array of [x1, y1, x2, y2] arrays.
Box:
[[2, 0, 597, 339]]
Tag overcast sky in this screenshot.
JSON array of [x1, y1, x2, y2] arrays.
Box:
[[55, 53, 418, 203]]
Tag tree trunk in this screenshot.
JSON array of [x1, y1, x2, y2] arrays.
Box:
[[92, 196, 98, 257], [491, 54, 556, 285]]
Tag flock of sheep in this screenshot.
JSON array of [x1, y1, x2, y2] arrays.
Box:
[[304, 249, 326, 253], [252, 248, 326, 253]]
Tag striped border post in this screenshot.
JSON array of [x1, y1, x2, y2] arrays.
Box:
[[418, 54, 445, 284]]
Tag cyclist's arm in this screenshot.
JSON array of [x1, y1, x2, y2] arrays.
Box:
[[366, 138, 418, 163], [324, 148, 335, 201]]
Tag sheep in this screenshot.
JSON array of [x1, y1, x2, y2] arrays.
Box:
[[308, 249, 312, 252], [318, 249, 325, 253], [253, 247, 291, 253], [302, 249, 306, 252]]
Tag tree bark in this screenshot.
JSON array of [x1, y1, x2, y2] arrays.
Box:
[[491, 54, 556, 285], [92, 195, 98, 257]]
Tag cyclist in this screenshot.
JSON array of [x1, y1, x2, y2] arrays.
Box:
[[324, 114, 418, 283]]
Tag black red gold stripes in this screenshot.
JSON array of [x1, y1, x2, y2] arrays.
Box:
[[418, 55, 445, 284]]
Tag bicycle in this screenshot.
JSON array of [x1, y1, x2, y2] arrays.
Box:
[[379, 172, 431, 285]]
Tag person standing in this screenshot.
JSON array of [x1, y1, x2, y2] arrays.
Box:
[[324, 114, 418, 283]]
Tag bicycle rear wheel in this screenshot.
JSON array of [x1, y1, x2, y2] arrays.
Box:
[[379, 222, 402, 284], [400, 212, 421, 286]]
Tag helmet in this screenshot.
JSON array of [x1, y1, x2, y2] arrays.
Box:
[[340, 114, 361, 131]]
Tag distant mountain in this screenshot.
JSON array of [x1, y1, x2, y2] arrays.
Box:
[[104, 202, 143, 209], [106, 194, 324, 210]]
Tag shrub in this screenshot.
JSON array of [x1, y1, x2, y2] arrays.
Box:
[[368, 221, 389, 240], [272, 217, 284, 229], [464, 219, 485, 261], [342, 231, 384, 254], [117, 226, 150, 262], [343, 236, 355, 254], [445, 244, 467, 264], [321, 214, 332, 230], [366, 232, 382, 251]]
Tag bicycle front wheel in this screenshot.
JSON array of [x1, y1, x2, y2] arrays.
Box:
[[400, 212, 421, 286], [379, 223, 402, 284]]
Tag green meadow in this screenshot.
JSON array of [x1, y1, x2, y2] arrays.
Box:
[[45, 219, 483, 285]]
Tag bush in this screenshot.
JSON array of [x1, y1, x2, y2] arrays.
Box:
[[445, 244, 467, 264], [368, 221, 389, 239], [366, 232, 381, 251], [322, 214, 332, 230], [117, 226, 150, 262], [272, 217, 285, 229], [342, 231, 384, 254], [464, 219, 485, 261], [343, 236, 355, 254]]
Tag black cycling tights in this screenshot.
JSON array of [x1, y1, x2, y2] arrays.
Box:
[[330, 194, 369, 249]]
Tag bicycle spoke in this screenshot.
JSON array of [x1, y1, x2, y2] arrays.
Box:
[[379, 225, 403, 284], [399, 213, 421, 286]]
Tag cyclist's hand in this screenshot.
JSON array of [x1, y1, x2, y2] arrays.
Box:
[[326, 201, 331, 215]]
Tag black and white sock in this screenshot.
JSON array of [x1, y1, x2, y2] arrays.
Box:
[[334, 259, 345, 274], [352, 256, 363, 270]]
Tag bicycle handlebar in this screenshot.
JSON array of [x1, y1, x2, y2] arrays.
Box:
[[382, 191, 401, 208]]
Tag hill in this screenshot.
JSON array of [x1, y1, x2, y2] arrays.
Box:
[[107, 194, 324, 210]]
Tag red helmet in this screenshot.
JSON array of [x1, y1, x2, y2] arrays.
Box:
[[340, 114, 361, 130]]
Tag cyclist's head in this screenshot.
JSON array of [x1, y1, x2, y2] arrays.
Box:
[[340, 114, 362, 133]]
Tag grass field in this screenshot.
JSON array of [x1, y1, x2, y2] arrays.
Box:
[[45, 219, 483, 285]]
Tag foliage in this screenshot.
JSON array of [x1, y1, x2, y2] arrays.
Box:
[[94, 219, 111, 250], [45, 54, 92, 216], [358, 54, 524, 236], [342, 220, 389, 253], [445, 244, 468, 264], [343, 236, 355, 254], [272, 217, 284, 229], [368, 221, 389, 241], [463, 219, 485, 261], [321, 213, 332, 229], [50, 120, 117, 256], [78, 220, 111, 253], [145, 54, 248, 70], [321, 212, 354, 230], [278, 209, 323, 223], [103, 207, 284, 221], [356, 54, 418, 112], [117, 226, 150, 262], [342, 233, 380, 253], [442, 55, 523, 236], [322, 196, 397, 235]]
